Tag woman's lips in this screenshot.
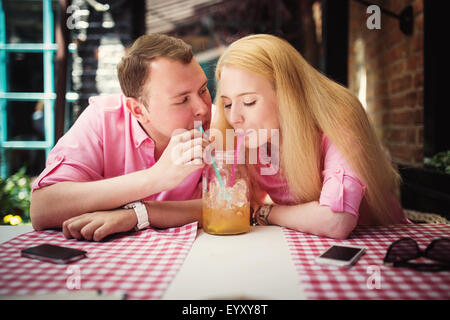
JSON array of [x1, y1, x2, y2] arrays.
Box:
[[235, 128, 253, 136]]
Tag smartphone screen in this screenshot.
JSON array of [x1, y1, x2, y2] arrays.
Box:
[[320, 245, 363, 261], [21, 244, 87, 264], [315, 244, 365, 267]]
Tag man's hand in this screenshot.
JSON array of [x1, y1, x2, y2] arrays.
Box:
[[153, 128, 210, 190], [62, 209, 138, 242]]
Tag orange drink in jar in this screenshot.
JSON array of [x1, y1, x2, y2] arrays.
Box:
[[202, 151, 250, 235]]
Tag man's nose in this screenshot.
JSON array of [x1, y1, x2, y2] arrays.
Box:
[[193, 95, 210, 117]]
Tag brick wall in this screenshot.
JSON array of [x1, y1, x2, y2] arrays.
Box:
[[348, 0, 424, 167]]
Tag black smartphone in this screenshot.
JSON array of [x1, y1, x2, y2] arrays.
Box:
[[315, 244, 365, 267], [21, 244, 87, 264]]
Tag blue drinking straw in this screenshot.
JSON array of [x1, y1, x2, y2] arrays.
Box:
[[198, 125, 231, 202], [198, 125, 225, 188]]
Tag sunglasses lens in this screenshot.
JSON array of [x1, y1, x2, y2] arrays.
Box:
[[427, 239, 450, 264], [385, 238, 419, 262]]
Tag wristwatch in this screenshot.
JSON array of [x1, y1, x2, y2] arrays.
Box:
[[123, 201, 149, 231], [254, 204, 274, 226]]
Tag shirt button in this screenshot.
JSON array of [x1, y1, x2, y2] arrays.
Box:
[[335, 168, 341, 174]]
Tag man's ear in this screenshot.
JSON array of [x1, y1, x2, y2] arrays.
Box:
[[124, 97, 149, 123]]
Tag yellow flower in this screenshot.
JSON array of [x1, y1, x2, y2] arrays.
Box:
[[3, 214, 22, 226], [9, 216, 22, 225], [3, 214, 13, 223]]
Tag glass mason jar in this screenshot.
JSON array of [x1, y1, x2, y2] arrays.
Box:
[[202, 150, 250, 235]]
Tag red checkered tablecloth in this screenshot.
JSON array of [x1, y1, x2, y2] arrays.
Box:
[[283, 223, 450, 300], [0, 222, 198, 299]]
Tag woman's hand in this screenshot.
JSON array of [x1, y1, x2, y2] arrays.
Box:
[[62, 209, 138, 242]]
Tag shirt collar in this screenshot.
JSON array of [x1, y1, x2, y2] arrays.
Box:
[[131, 115, 154, 149], [122, 95, 155, 149]]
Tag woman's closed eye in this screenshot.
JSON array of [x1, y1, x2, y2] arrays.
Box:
[[224, 100, 255, 109]]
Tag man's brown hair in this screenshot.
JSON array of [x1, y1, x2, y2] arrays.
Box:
[[117, 34, 193, 100]]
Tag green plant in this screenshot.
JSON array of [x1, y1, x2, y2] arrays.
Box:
[[424, 150, 450, 174], [0, 167, 32, 225]]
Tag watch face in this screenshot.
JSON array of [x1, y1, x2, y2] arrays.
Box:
[[124, 202, 139, 209]]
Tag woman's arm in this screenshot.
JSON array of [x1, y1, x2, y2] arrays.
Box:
[[144, 199, 203, 229], [267, 201, 358, 239]]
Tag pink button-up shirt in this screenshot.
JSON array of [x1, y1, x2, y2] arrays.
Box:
[[254, 135, 408, 225], [32, 94, 202, 201]]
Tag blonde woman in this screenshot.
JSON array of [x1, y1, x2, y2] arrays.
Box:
[[212, 34, 409, 239]]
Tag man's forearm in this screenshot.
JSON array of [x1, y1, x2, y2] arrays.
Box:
[[144, 199, 203, 229], [30, 165, 169, 230], [60, 199, 203, 242]]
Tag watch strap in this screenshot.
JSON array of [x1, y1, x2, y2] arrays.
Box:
[[254, 204, 274, 226], [123, 201, 149, 230]]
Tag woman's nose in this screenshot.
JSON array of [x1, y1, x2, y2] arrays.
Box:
[[229, 105, 244, 125]]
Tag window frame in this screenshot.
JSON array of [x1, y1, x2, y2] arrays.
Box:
[[0, 0, 56, 178]]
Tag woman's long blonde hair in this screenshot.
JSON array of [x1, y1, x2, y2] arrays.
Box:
[[213, 34, 401, 225]]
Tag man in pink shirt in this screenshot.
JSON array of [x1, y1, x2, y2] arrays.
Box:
[[30, 34, 212, 241]]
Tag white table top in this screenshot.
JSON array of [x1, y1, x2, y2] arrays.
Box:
[[0, 225, 305, 300], [0, 225, 34, 243]]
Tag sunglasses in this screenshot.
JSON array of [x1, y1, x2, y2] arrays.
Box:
[[383, 237, 450, 272]]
